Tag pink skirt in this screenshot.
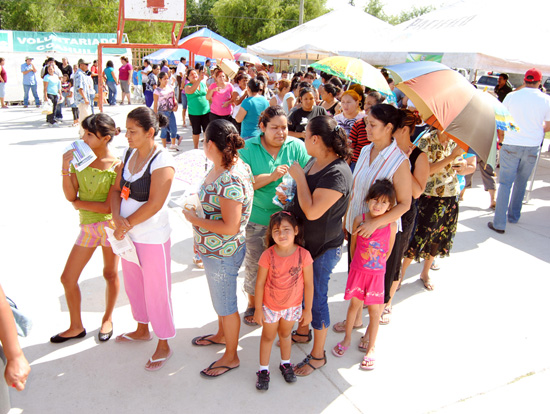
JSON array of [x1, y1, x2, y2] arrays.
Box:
[[344, 268, 385, 305]]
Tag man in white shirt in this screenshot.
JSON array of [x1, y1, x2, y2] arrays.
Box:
[[488, 68, 550, 234], [267, 64, 277, 90]]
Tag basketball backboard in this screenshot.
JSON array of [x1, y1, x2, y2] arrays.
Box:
[[123, 0, 185, 23]]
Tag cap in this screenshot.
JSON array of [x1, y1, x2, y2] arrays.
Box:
[[78, 58, 90, 66], [524, 68, 542, 82], [25, 56, 33, 60]]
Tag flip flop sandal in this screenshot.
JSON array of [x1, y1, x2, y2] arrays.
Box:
[[291, 329, 312, 344], [115, 333, 153, 343], [332, 320, 364, 333], [295, 351, 327, 377], [191, 334, 225, 346], [430, 261, 440, 271], [358, 336, 369, 352], [243, 307, 258, 326], [200, 362, 239, 379], [360, 356, 375, 371], [331, 342, 349, 357], [145, 349, 173, 371], [379, 307, 392, 325]]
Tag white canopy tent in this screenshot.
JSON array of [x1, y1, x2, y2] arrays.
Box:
[[247, 5, 393, 61], [339, 0, 550, 75]]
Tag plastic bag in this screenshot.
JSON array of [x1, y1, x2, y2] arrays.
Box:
[[41, 100, 53, 115], [272, 174, 296, 208]]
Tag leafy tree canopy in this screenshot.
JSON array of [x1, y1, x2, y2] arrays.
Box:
[[364, 0, 435, 25]]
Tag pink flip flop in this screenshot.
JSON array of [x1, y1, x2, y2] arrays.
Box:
[[331, 342, 349, 357], [360, 356, 375, 371], [145, 349, 173, 371]]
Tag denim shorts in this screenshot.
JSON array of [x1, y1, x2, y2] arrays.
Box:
[[311, 246, 342, 330], [201, 246, 246, 317]]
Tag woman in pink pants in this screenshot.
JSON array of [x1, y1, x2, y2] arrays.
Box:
[[111, 106, 176, 371]]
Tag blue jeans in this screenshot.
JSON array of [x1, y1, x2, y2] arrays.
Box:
[[493, 144, 539, 230], [311, 246, 342, 330], [201, 246, 246, 317], [160, 111, 178, 141], [23, 83, 40, 106], [106, 81, 117, 105]]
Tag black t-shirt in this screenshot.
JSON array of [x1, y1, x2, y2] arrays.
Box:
[[494, 84, 513, 102], [287, 157, 352, 259], [288, 106, 328, 134]]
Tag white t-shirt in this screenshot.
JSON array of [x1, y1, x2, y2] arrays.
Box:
[[120, 147, 175, 244], [176, 62, 187, 77], [141, 65, 152, 76], [503, 87, 550, 147], [232, 85, 245, 119]]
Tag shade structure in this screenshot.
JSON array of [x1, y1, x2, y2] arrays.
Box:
[[311, 56, 392, 96], [180, 36, 234, 60], [396, 68, 517, 165]]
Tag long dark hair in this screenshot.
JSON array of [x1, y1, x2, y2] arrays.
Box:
[[370, 104, 401, 134], [265, 211, 305, 248], [205, 119, 245, 169], [307, 116, 352, 161]]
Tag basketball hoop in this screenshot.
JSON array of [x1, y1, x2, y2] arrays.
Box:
[[147, 0, 167, 14]]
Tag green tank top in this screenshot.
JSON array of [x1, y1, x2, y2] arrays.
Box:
[[70, 161, 118, 225]]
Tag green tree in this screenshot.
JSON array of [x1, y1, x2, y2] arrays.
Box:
[[0, 0, 64, 31], [186, 0, 218, 33], [364, 0, 434, 25], [212, 0, 328, 46]]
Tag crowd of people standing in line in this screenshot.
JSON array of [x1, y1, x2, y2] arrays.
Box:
[[3, 61, 549, 401]]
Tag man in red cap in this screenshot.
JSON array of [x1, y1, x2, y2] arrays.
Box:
[[488, 68, 550, 234]]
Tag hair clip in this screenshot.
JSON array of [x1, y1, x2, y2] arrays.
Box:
[[271, 211, 292, 217], [334, 125, 340, 132]]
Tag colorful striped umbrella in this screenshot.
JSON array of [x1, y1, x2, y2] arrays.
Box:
[[311, 56, 392, 96], [387, 63, 517, 165]]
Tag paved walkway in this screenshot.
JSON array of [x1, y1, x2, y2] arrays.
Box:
[[1, 105, 549, 413]]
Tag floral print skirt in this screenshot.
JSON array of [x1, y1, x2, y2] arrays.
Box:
[[405, 195, 458, 261]]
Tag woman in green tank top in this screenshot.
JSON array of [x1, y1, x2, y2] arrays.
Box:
[[50, 114, 122, 344]]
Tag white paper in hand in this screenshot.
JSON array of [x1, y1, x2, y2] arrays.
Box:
[[64, 140, 97, 172], [105, 228, 141, 267], [177, 193, 205, 219]]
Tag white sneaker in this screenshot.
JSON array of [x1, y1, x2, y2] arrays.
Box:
[[169, 144, 179, 151]]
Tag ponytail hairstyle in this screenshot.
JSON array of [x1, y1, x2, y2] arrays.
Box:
[[258, 105, 287, 129], [277, 78, 291, 91], [127, 107, 168, 136], [398, 109, 423, 138], [247, 77, 264, 94], [307, 115, 352, 161], [322, 83, 340, 98], [370, 104, 401, 134], [205, 119, 245, 169], [81, 113, 120, 143], [365, 179, 396, 207], [265, 211, 305, 248], [290, 77, 300, 93]]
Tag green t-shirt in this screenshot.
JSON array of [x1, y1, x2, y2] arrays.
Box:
[[186, 81, 210, 116], [70, 163, 118, 225], [239, 135, 310, 226]]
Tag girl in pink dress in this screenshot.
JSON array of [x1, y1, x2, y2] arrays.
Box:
[[332, 179, 397, 370]]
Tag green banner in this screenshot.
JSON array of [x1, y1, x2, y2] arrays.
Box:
[[12, 31, 127, 55], [406, 53, 443, 63]]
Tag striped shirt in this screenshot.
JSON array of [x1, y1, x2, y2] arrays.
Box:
[[344, 139, 408, 233], [349, 117, 370, 163]]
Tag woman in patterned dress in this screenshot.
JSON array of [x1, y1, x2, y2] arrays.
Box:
[[182, 119, 254, 378]]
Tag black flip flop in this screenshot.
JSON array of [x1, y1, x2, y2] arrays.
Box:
[[243, 307, 258, 327], [291, 329, 312, 344], [191, 334, 225, 346], [200, 361, 239, 379]]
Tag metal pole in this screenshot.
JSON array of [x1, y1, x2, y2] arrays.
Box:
[[298, 0, 304, 72], [523, 146, 542, 204], [98, 44, 103, 112]]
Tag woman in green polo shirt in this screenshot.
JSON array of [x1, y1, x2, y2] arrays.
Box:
[[238, 105, 310, 326], [185, 68, 210, 149]]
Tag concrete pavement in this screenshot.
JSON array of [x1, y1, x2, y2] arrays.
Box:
[[1, 104, 549, 414]]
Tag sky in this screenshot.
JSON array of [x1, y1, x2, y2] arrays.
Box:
[[325, 0, 443, 16]]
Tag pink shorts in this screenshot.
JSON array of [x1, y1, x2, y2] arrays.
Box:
[[262, 305, 302, 324], [75, 221, 113, 248]]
